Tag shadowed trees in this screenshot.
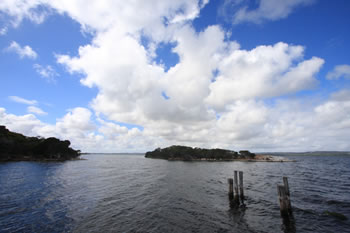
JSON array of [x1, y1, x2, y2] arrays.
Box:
[[145, 145, 255, 161], [0, 125, 80, 161]]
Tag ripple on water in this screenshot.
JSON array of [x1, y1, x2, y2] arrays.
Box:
[[0, 154, 350, 232]]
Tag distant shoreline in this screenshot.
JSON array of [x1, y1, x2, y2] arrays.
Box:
[[145, 145, 295, 162], [0, 157, 86, 162], [147, 154, 295, 162], [262, 151, 350, 156]]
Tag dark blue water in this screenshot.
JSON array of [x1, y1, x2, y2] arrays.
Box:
[[0, 154, 349, 233]]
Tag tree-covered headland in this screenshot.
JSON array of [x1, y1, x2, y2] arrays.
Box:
[[145, 145, 256, 161], [0, 125, 80, 161]]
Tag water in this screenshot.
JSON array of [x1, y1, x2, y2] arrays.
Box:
[[0, 154, 349, 233]]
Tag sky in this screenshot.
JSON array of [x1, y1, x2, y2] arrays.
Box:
[[0, 0, 350, 153]]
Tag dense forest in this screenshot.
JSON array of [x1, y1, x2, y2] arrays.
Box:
[[0, 125, 80, 161], [145, 145, 255, 161]]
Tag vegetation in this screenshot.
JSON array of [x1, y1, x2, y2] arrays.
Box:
[[0, 125, 80, 161], [145, 145, 255, 161]]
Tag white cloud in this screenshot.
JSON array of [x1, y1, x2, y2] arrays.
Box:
[[0, 27, 7, 35], [33, 64, 58, 82], [326, 64, 350, 80], [170, 1, 208, 23], [220, 0, 315, 24], [3, 0, 350, 152], [2, 88, 350, 152], [46, 0, 207, 38], [0, 0, 49, 27], [0, 107, 44, 136], [57, 25, 166, 125], [330, 89, 350, 102], [27, 106, 47, 116], [6, 41, 37, 59], [206, 42, 324, 109], [50, 1, 329, 151], [0, 107, 161, 152], [56, 107, 95, 134], [216, 100, 268, 140], [9, 95, 38, 105]]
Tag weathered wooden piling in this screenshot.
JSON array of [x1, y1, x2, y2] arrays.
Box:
[[283, 177, 290, 196], [239, 171, 244, 203], [283, 177, 292, 213], [228, 178, 234, 200], [277, 185, 289, 218], [234, 171, 240, 205], [277, 177, 292, 219]]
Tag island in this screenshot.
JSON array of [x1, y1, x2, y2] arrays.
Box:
[[145, 145, 293, 162], [0, 125, 80, 161]]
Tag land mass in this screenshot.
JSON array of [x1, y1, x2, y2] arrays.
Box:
[[145, 145, 292, 162], [0, 125, 80, 161], [267, 151, 350, 156]]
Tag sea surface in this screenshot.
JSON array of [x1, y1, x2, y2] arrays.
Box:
[[0, 154, 349, 233]]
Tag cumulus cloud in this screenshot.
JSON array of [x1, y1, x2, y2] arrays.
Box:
[[0, 107, 161, 152], [3, 88, 350, 152], [46, 0, 208, 38], [3, 0, 350, 152], [56, 108, 95, 134], [206, 42, 324, 109], [0, 0, 49, 27], [326, 64, 350, 80], [216, 100, 268, 140], [5, 41, 37, 59], [9, 95, 38, 105], [0, 107, 43, 136], [27, 106, 47, 116], [33, 64, 58, 82], [58, 22, 325, 129], [50, 0, 330, 151]]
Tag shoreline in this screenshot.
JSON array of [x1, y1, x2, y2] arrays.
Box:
[[0, 157, 85, 162], [149, 154, 296, 162]]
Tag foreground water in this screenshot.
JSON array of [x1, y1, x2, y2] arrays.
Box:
[[0, 154, 349, 233]]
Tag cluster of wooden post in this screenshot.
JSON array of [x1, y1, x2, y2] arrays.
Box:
[[227, 173, 293, 220], [228, 171, 244, 207], [277, 177, 292, 219]]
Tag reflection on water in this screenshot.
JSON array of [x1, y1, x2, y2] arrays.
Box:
[[0, 154, 349, 232]]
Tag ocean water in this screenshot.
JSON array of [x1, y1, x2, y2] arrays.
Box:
[[0, 154, 349, 233]]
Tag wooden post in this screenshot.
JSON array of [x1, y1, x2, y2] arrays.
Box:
[[277, 185, 289, 218], [239, 171, 244, 203], [283, 177, 290, 196], [283, 177, 292, 213], [228, 178, 234, 200], [234, 171, 239, 205]]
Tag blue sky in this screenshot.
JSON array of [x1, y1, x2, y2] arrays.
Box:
[[1, 0, 350, 152]]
